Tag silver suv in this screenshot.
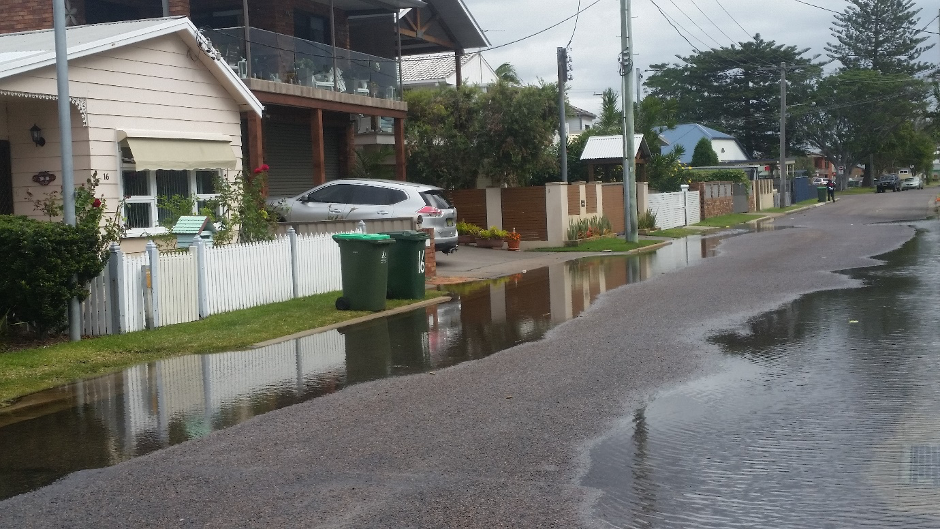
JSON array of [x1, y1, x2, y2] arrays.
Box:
[[269, 179, 458, 253]]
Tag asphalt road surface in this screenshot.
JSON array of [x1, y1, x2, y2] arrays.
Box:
[[1, 189, 936, 528]]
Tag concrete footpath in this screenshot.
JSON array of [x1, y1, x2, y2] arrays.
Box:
[[0, 191, 935, 528]]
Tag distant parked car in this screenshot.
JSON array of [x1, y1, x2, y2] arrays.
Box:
[[269, 179, 459, 253], [811, 176, 829, 186], [876, 174, 900, 193], [900, 176, 924, 190]]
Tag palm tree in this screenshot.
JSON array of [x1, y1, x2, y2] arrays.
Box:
[[495, 62, 522, 85]]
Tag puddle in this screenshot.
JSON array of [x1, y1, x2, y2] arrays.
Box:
[[0, 228, 759, 500], [582, 222, 940, 527]]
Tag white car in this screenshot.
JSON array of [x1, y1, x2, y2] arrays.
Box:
[[811, 176, 829, 186], [269, 179, 459, 253], [900, 176, 923, 190]]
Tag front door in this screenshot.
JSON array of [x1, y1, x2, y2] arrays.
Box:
[[0, 141, 12, 215]]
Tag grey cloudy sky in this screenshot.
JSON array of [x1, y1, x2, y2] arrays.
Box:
[[465, 0, 940, 115]]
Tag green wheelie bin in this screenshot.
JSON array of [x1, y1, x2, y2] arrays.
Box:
[[381, 230, 429, 299], [332, 233, 395, 311], [817, 186, 827, 202]]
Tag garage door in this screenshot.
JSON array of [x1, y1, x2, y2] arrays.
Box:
[[264, 122, 341, 197]]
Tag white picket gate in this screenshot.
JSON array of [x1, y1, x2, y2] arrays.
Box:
[[158, 251, 199, 326]]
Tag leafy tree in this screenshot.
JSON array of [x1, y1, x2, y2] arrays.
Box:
[[691, 137, 720, 166], [825, 0, 935, 76], [404, 82, 558, 189], [796, 69, 931, 186], [646, 35, 824, 159], [404, 86, 484, 190], [595, 87, 622, 134], [477, 81, 559, 186], [635, 95, 677, 153]]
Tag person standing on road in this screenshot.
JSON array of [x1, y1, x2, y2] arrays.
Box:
[[826, 178, 836, 202]]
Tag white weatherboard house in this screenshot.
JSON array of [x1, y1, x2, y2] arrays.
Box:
[[0, 17, 262, 252]]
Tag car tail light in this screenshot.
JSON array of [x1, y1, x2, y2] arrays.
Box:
[[417, 205, 442, 217]]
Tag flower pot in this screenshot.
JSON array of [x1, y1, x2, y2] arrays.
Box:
[[458, 234, 475, 245], [506, 239, 520, 251]]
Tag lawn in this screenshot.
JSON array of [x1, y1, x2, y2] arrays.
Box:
[[533, 237, 661, 252], [0, 290, 447, 407]]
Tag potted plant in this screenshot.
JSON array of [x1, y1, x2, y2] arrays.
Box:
[[486, 226, 508, 249], [456, 220, 481, 245], [505, 229, 521, 251]]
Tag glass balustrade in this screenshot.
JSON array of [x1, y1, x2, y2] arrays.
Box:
[[205, 27, 401, 101]]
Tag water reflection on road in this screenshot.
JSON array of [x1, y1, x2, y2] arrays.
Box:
[[583, 221, 940, 528], [0, 232, 731, 500]]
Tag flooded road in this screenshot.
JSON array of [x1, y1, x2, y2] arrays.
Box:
[[0, 232, 728, 500], [583, 221, 940, 527]]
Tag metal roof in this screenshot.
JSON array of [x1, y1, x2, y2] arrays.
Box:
[[0, 17, 262, 115], [401, 51, 489, 84], [580, 134, 649, 161], [654, 123, 750, 163]]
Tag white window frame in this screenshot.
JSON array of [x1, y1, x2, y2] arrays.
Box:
[[121, 165, 223, 238]]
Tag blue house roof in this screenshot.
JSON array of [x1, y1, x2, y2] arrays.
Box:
[[655, 123, 749, 164]]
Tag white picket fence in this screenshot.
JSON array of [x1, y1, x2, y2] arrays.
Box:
[[81, 229, 347, 336], [647, 187, 701, 230]]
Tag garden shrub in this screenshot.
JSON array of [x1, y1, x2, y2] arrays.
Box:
[[0, 215, 104, 335]]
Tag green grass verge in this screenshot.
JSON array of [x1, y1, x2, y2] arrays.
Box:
[[693, 213, 764, 228], [648, 228, 700, 238], [533, 238, 661, 252], [0, 290, 447, 407]]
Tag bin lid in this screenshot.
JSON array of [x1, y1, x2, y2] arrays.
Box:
[[381, 230, 428, 241], [332, 233, 392, 241]]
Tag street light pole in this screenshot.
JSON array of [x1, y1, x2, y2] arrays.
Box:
[[620, 0, 637, 242]]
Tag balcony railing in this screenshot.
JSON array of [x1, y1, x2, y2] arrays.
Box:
[[205, 27, 401, 102]]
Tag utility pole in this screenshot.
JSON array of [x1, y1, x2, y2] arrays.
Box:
[[620, 0, 637, 242], [54, 0, 80, 341], [557, 47, 571, 183], [779, 61, 787, 208]]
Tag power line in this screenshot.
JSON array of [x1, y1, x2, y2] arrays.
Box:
[[713, 0, 751, 39], [789, 0, 840, 15], [648, 0, 702, 53], [688, 0, 737, 45], [566, 0, 583, 49], [480, 0, 605, 52], [664, 0, 723, 48]]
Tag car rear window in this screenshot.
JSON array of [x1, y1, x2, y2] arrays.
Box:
[[421, 190, 453, 209]]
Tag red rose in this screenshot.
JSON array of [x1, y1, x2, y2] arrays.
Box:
[[92, 198, 102, 208], [261, 164, 270, 171], [253, 167, 262, 174]]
